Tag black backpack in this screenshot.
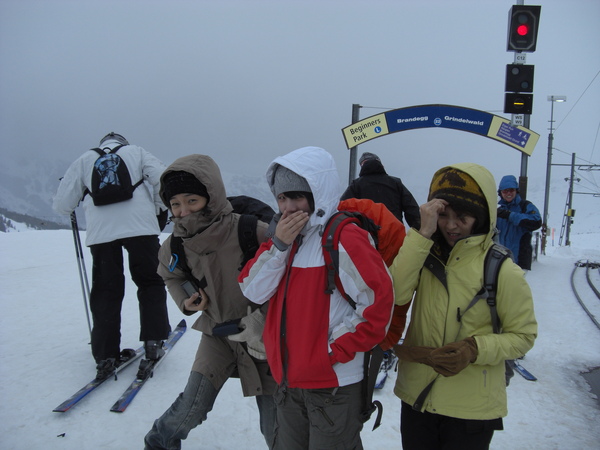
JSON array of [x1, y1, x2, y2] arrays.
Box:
[[85, 145, 144, 206], [168, 195, 276, 288]]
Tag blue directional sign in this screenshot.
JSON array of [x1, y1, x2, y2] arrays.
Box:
[[341, 104, 539, 155]]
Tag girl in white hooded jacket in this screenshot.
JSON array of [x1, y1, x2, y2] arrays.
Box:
[[239, 146, 394, 449]]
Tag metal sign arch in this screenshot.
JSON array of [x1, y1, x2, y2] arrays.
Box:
[[342, 104, 539, 155]]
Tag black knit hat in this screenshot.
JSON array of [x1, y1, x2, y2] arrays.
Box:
[[429, 168, 488, 232], [359, 152, 380, 166], [162, 171, 209, 202]]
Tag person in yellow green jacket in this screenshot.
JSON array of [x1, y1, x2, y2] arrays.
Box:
[[390, 163, 537, 449]]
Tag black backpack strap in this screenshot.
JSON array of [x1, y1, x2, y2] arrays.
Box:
[[168, 235, 206, 289], [484, 244, 511, 334], [109, 144, 144, 190], [423, 253, 448, 290], [322, 211, 361, 309], [237, 214, 259, 271], [455, 244, 510, 331], [412, 377, 438, 411], [82, 148, 107, 201], [107, 144, 125, 154], [361, 345, 385, 430], [322, 212, 347, 293]]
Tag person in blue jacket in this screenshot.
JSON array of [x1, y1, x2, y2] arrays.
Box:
[[496, 175, 542, 270]]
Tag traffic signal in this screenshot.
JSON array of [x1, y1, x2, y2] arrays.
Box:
[[504, 93, 533, 114], [507, 5, 541, 52], [505, 64, 534, 92]]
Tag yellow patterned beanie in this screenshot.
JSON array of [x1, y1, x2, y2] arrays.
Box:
[[429, 167, 488, 231]]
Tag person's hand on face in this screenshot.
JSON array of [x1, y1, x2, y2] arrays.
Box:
[[418, 198, 448, 239], [275, 210, 309, 245], [275, 193, 311, 245]]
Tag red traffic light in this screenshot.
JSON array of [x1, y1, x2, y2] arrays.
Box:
[[517, 24, 529, 36], [507, 5, 541, 52]]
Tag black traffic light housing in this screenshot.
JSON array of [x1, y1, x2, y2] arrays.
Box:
[[505, 64, 535, 92], [507, 5, 541, 52], [504, 93, 533, 115]]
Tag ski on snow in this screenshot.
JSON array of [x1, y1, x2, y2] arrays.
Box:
[[513, 359, 537, 381], [110, 319, 187, 413], [375, 350, 398, 389], [53, 346, 145, 413]]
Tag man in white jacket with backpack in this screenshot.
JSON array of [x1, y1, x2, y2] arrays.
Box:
[[53, 132, 170, 379]]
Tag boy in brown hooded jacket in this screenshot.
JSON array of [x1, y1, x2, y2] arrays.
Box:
[[144, 154, 276, 449]]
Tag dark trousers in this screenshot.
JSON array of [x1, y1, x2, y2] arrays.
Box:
[[401, 401, 502, 450], [273, 382, 364, 450], [89, 235, 170, 362]]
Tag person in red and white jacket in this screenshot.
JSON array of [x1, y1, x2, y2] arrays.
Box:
[[239, 146, 394, 449]]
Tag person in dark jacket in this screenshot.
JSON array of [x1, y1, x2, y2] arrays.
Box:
[[496, 175, 542, 270], [341, 152, 421, 229], [341, 151, 420, 379]]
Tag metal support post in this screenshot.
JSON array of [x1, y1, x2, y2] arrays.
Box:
[[565, 153, 576, 246], [348, 104, 361, 185]]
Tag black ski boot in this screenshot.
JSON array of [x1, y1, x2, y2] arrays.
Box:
[[119, 348, 137, 364], [95, 358, 117, 380], [144, 340, 165, 361]]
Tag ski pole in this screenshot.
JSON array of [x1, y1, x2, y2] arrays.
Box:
[[70, 210, 93, 340]]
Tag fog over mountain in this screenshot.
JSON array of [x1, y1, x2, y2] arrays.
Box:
[[0, 151, 278, 230]]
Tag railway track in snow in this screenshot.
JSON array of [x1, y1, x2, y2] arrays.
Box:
[[570, 260, 600, 331]]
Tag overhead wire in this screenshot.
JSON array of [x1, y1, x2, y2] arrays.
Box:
[[555, 69, 600, 132], [555, 69, 600, 163]]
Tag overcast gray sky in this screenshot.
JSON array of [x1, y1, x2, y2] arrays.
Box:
[[1, 0, 599, 210]]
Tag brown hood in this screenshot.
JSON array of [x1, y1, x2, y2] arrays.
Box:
[[159, 154, 233, 230]]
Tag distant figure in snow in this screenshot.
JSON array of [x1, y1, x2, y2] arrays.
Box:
[[496, 175, 542, 270]]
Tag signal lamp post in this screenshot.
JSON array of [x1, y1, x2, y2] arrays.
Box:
[[541, 95, 566, 254]]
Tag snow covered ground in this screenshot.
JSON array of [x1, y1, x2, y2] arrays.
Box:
[[1, 225, 599, 449]]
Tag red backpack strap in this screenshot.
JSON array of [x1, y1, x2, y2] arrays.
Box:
[[322, 211, 362, 308]]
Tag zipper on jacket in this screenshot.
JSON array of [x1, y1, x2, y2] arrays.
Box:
[[280, 239, 300, 387]]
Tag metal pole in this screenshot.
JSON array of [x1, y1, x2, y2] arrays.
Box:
[[519, 114, 531, 200], [565, 153, 576, 246], [348, 104, 361, 185], [541, 95, 566, 254], [541, 99, 555, 255], [71, 211, 93, 340]]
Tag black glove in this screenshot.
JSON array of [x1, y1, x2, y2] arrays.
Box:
[[157, 209, 169, 231], [497, 207, 511, 219]]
